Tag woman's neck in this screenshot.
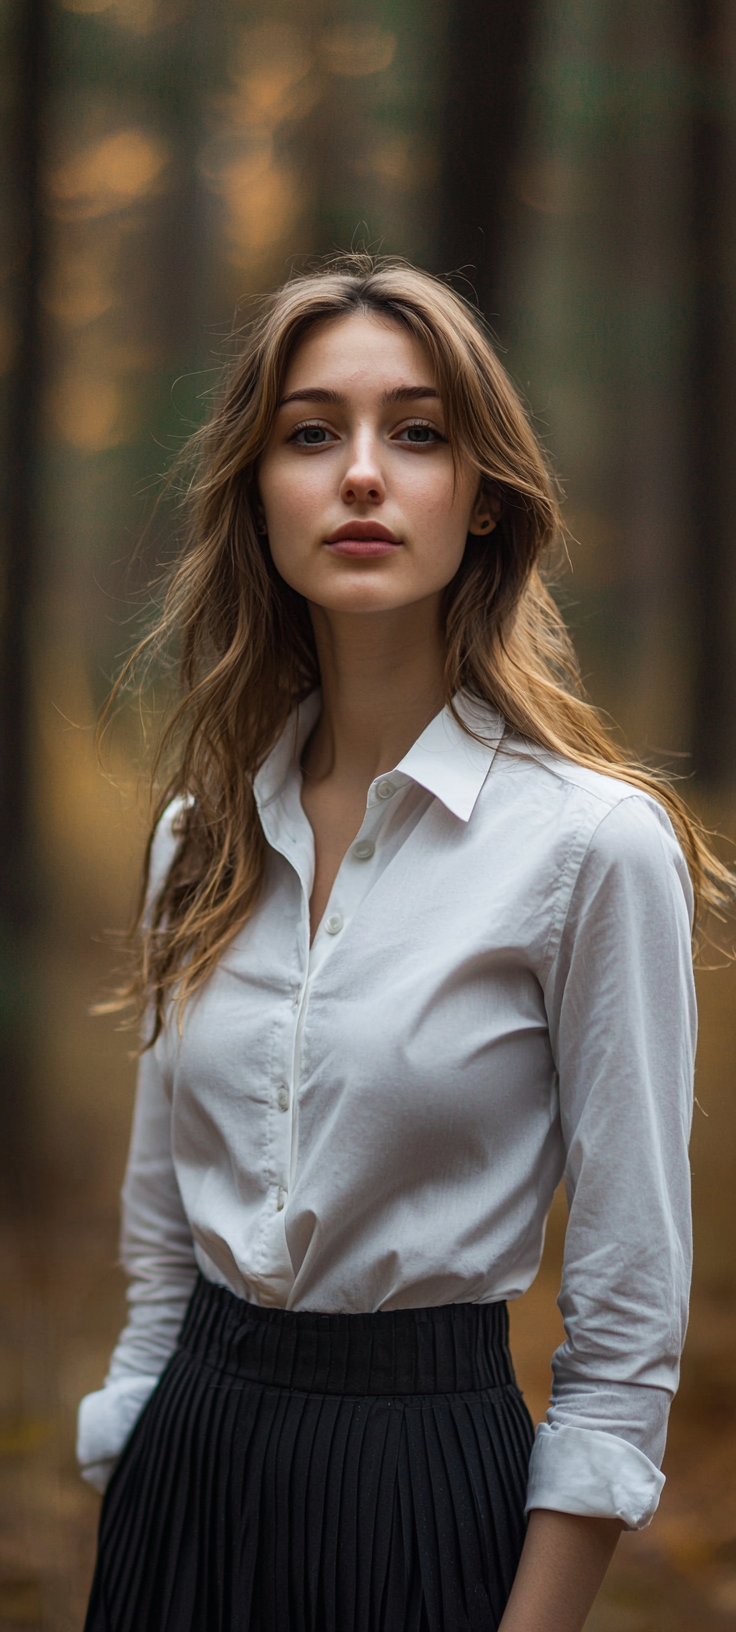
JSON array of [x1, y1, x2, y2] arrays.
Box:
[[303, 595, 447, 790]]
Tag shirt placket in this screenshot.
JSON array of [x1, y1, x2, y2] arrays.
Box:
[[253, 794, 312, 1236], [306, 771, 410, 976], [277, 773, 411, 1204]]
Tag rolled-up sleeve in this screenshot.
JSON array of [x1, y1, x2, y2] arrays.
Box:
[[77, 804, 197, 1493], [527, 793, 695, 1529]]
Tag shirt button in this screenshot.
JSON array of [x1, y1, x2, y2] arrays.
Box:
[[352, 839, 375, 861], [277, 1086, 290, 1112], [324, 912, 343, 935], [376, 778, 395, 801], [276, 1186, 287, 1212]]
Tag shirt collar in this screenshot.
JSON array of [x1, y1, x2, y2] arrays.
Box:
[[253, 690, 504, 824], [396, 694, 504, 822]]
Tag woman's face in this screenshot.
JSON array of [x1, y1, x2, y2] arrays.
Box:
[[257, 312, 496, 617]]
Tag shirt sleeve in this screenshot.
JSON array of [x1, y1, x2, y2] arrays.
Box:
[[527, 792, 696, 1529], [77, 804, 198, 1494]]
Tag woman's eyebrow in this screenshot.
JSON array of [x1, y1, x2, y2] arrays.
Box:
[[381, 385, 439, 404], [279, 388, 346, 407], [279, 385, 440, 408]]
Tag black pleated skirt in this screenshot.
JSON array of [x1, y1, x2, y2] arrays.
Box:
[[85, 1276, 534, 1632]]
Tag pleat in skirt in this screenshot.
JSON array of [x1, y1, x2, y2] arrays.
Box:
[[85, 1275, 534, 1632]]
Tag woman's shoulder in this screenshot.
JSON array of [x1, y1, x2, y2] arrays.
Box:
[[502, 734, 673, 825], [497, 735, 689, 889]]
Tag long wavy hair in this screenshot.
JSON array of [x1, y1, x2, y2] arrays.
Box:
[[106, 253, 733, 1040]]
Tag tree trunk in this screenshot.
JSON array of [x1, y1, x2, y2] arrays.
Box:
[[688, 0, 736, 782], [0, 0, 50, 1205], [437, 0, 538, 323]]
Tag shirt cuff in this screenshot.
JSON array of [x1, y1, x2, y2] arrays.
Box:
[[525, 1422, 665, 1530], [80, 1457, 118, 1494], [77, 1376, 159, 1491]]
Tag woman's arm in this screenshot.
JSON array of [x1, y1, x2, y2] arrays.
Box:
[[526, 793, 695, 1526], [501, 793, 695, 1623], [77, 1041, 199, 1490], [499, 1511, 622, 1631], [77, 801, 198, 1491]]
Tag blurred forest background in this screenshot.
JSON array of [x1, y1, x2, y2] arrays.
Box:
[[1, 0, 736, 1626]]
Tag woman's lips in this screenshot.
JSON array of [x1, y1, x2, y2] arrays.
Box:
[[326, 538, 400, 557], [324, 522, 402, 558]]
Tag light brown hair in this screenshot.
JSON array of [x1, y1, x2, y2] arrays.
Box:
[[106, 253, 733, 1039]]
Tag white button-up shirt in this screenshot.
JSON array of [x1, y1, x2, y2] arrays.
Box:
[[77, 693, 695, 1529]]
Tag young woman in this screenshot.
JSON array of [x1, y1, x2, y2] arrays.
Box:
[[78, 256, 724, 1632]]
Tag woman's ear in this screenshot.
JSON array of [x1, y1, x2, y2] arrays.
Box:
[[467, 485, 502, 537]]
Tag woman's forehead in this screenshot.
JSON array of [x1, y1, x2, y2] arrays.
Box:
[[282, 311, 437, 396]]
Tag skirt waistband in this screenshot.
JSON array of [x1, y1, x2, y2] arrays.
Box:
[[178, 1274, 516, 1396]]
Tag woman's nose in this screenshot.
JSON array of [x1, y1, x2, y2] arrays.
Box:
[[339, 432, 385, 505]]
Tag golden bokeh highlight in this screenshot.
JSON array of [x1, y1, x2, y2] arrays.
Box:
[[48, 130, 171, 220], [48, 369, 126, 450], [57, 0, 181, 36], [201, 23, 319, 272]]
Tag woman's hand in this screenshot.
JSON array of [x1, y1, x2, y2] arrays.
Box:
[[498, 1508, 623, 1631]]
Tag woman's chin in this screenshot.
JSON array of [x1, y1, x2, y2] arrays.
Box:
[[309, 585, 432, 619]]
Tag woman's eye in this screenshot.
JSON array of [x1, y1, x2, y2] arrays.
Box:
[[396, 423, 442, 444], [290, 423, 333, 446]]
